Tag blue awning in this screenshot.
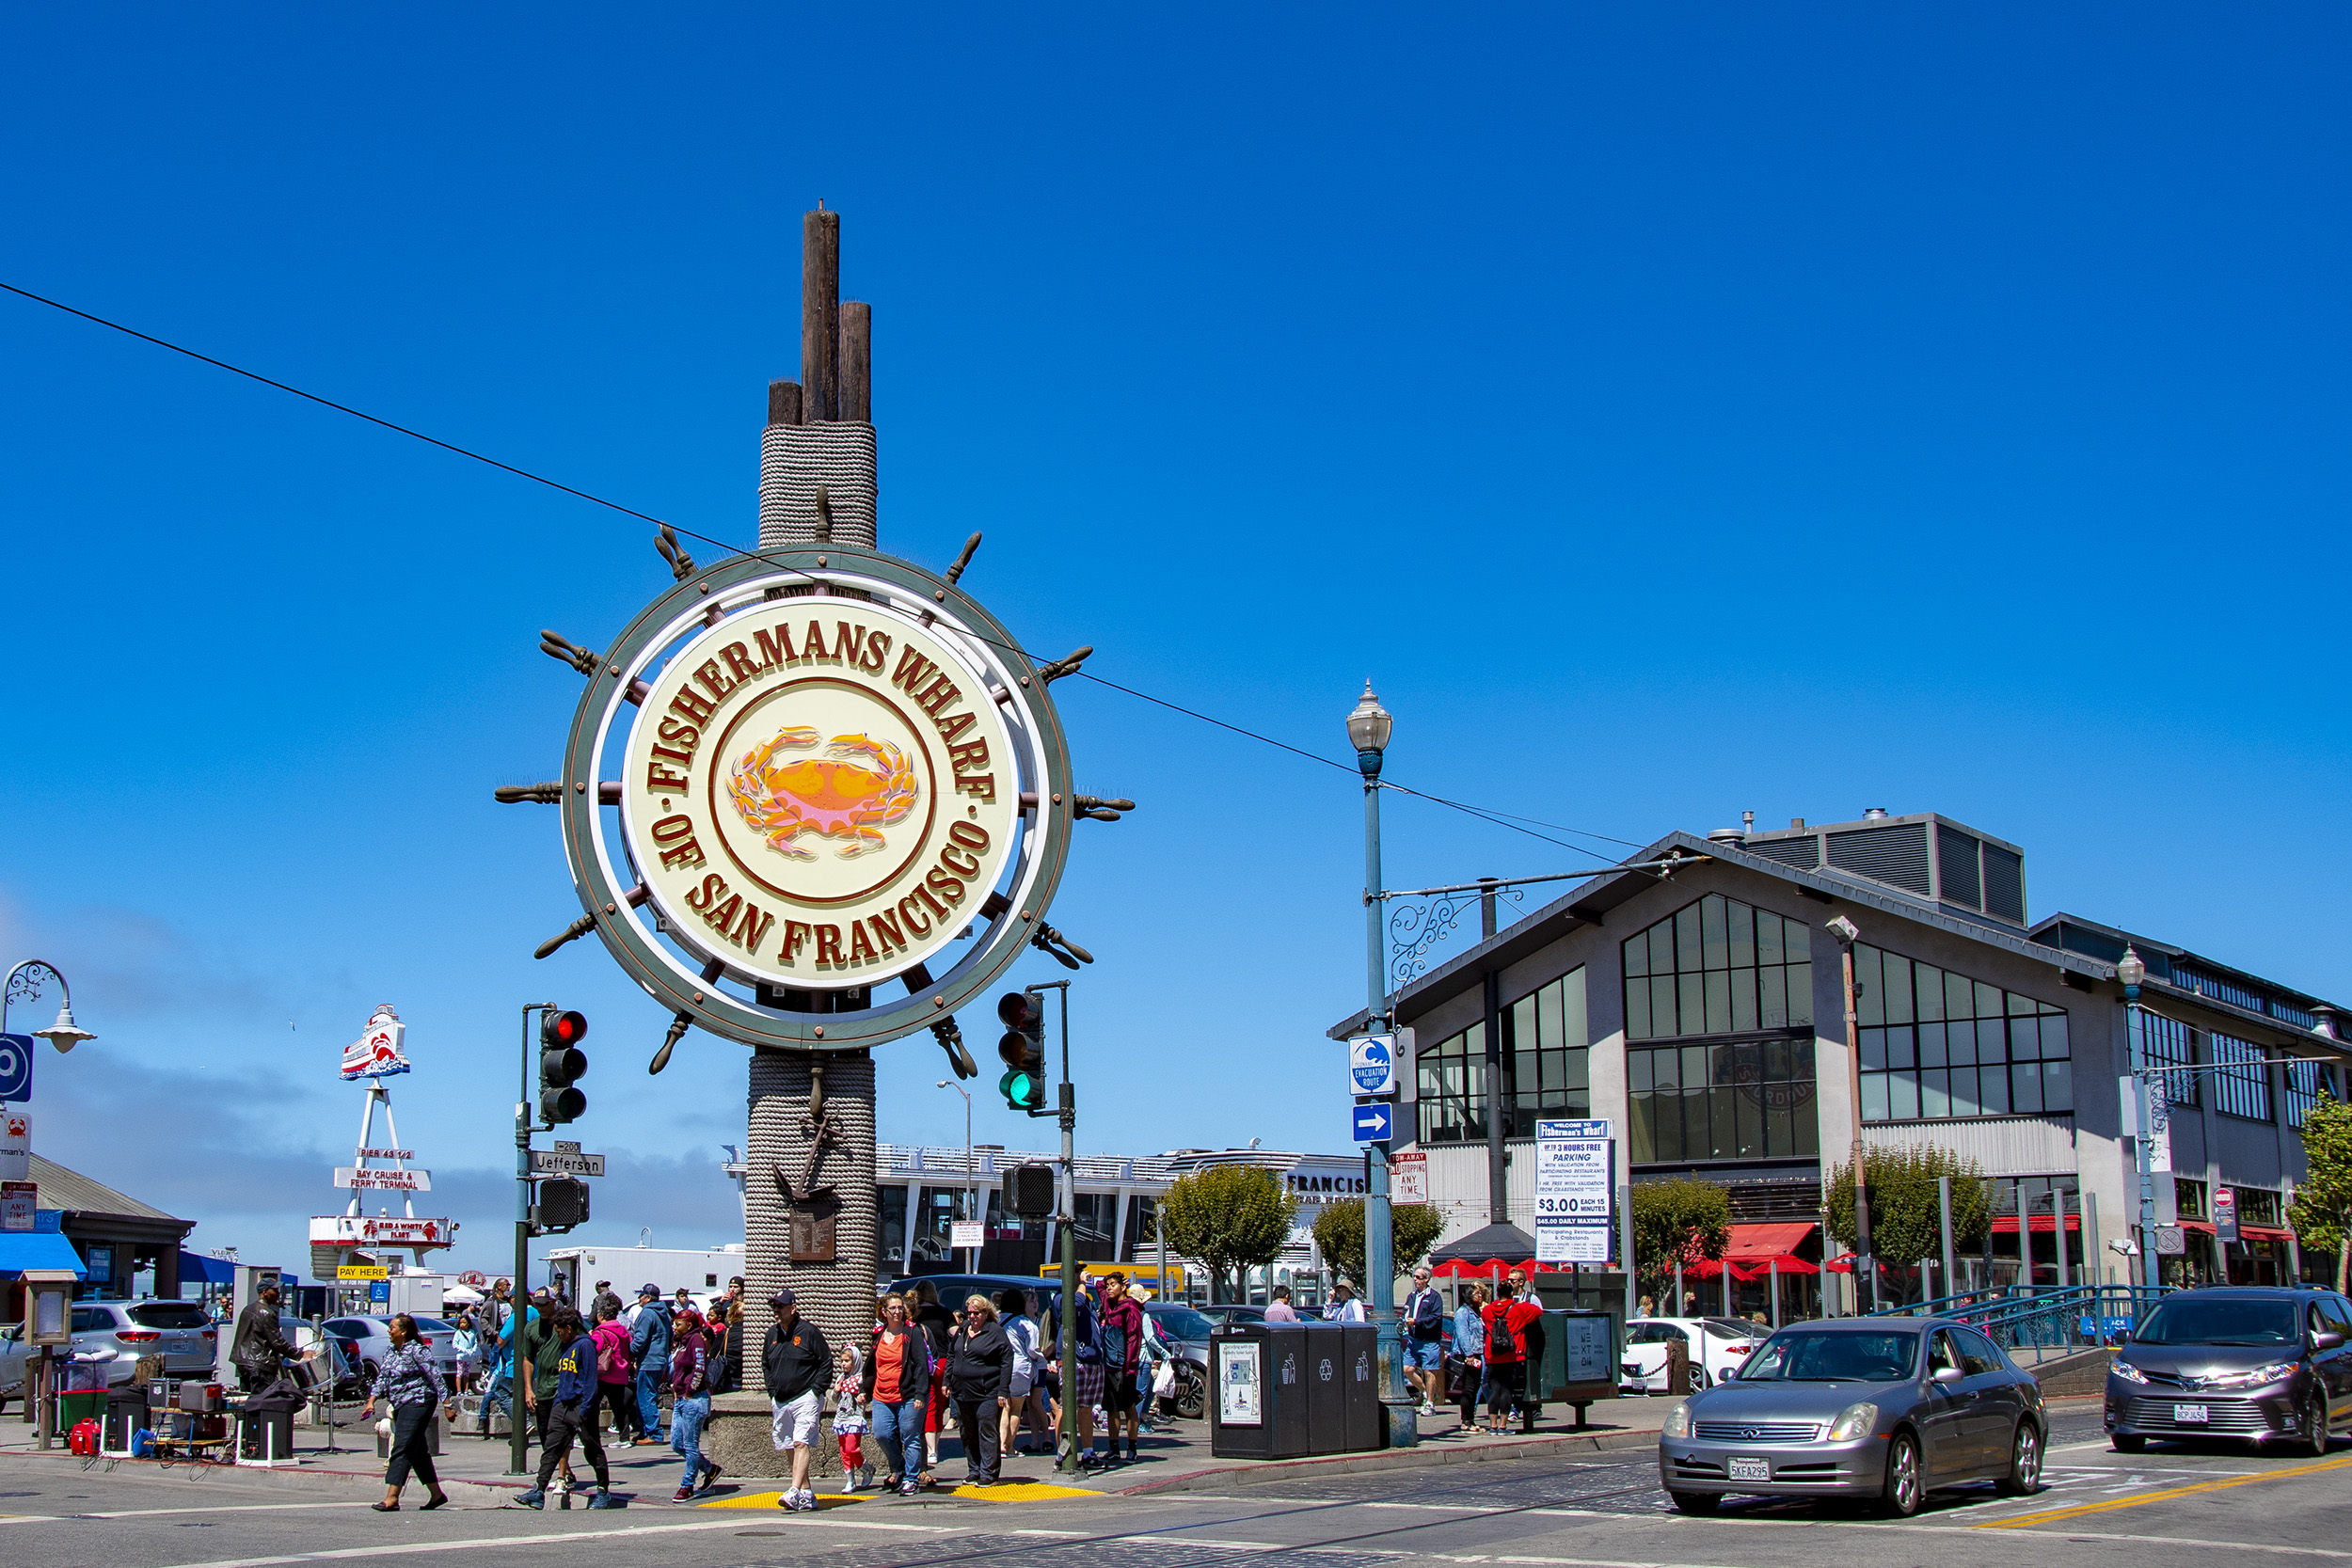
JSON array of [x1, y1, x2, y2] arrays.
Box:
[[178, 1251, 235, 1285], [0, 1230, 88, 1279]]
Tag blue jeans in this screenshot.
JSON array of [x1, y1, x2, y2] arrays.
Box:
[[670, 1392, 711, 1489], [869, 1398, 918, 1480], [635, 1364, 665, 1436]]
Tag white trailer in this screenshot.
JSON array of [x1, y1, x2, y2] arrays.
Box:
[[544, 1243, 746, 1307]]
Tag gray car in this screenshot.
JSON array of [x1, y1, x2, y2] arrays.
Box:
[[0, 1299, 220, 1405], [2105, 1287, 2352, 1454], [1658, 1316, 2045, 1516]]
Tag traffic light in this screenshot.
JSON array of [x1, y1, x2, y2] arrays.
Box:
[[995, 990, 1045, 1113], [536, 1177, 591, 1231], [539, 1008, 589, 1123]]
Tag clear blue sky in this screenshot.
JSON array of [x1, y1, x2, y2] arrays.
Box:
[[5, 8, 2346, 1281]]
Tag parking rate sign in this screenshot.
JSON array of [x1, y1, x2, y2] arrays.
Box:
[[1534, 1118, 1613, 1263]]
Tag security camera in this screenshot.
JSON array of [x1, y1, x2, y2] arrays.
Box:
[[1826, 916, 1861, 944], [2108, 1238, 2139, 1257]]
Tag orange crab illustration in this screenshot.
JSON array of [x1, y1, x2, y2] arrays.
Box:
[[727, 726, 920, 860]]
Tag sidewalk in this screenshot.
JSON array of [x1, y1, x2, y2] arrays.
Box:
[[0, 1395, 1677, 1505]]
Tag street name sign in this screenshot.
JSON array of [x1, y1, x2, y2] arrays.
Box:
[[1349, 1035, 1398, 1097], [529, 1148, 608, 1177], [1351, 1102, 1394, 1144], [1534, 1118, 1613, 1264]]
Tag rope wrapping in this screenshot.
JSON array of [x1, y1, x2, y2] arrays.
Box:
[[759, 421, 877, 548]]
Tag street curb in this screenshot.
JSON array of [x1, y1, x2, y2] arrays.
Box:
[[1115, 1427, 1661, 1496], [0, 1445, 572, 1501]]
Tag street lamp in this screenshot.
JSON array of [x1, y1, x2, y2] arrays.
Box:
[[1825, 916, 1871, 1314], [2, 960, 97, 1053], [2118, 945, 2161, 1291], [1345, 682, 1415, 1448], [937, 1079, 976, 1273]]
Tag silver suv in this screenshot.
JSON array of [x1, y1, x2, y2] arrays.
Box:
[[0, 1299, 219, 1403]]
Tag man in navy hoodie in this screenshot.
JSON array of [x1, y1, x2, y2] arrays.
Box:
[[514, 1307, 614, 1510]]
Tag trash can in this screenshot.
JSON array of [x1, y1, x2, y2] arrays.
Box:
[[1338, 1323, 1380, 1451], [59, 1390, 107, 1430], [1300, 1323, 1348, 1454], [1209, 1323, 1311, 1459]]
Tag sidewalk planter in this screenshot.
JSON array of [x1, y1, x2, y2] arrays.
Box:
[[1209, 1323, 1311, 1459]]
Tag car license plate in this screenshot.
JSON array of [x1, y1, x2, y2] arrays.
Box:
[[2173, 1403, 2209, 1424], [1727, 1457, 1772, 1481]]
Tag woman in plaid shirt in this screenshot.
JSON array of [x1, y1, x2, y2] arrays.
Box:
[[358, 1315, 450, 1512]]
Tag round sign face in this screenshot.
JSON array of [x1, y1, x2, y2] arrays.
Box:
[[620, 596, 1020, 990]]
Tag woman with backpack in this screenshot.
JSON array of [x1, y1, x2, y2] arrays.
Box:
[[589, 1300, 637, 1442], [667, 1307, 723, 1503]]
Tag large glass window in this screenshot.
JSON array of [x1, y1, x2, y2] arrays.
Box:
[[2132, 1008, 2201, 1108], [2212, 1033, 2273, 1122], [1415, 969, 1588, 1143], [2285, 1056, 2328, 1128], [1623, 895, 1813, 1038], [1070, 1191, 1120, 1261], [1855, 943, 2072, 1121], [1629, 1037, 1818, 1163], [1122, 1195, 1159, 1260], [878, 1184, 910, 1269]]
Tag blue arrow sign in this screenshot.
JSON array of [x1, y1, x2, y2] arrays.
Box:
[[0, 1035, 31, 1102], [1351, 1101, 1393, 1144]]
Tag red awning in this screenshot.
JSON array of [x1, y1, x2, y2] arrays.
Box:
[[2242, 1225, 2295, 1244], [1427, 1258, 1589, 1277], [1722, 1222, 1815, 1262], [1992, 1215, 2082, 1234]]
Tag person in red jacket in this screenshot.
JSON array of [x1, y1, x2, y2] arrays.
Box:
[[1479, 1276, 1527, 1434], [1502, 1270, 1546, 1433], [1094, 1273, 1149, 1465]]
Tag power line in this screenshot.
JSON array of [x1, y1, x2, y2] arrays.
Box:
[[3, 277, 1645, 860]]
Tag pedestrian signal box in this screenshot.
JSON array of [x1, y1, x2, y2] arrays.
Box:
[[1003, 1162, 1056, 1219]]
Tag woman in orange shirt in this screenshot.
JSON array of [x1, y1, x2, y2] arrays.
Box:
[[858, 1294, 934, 1496]]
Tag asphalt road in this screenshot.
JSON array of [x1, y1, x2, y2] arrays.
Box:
[[4, 1405, 2348, 1568]]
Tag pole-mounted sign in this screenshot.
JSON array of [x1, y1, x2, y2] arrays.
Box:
[[1349, 1035, 1398, 1097]]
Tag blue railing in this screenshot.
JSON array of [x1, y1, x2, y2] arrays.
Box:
[[1864, 1284, 2171, 1362]]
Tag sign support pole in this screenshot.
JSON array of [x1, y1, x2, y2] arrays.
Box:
[[1359, 735, 1415, 1448], [511, 1003, 543, 1478]]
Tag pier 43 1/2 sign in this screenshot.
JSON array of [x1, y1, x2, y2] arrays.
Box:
[[628, 601, 1020, 989]]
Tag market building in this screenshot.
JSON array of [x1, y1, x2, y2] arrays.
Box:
[[18, 1153, 195, 1302], [1328, 808, 2351, 1314]]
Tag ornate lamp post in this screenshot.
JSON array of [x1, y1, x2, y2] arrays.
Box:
[[2118, 945, 2161, 1291], [2, 960, 97, 1053], [1345, 682, 1415, 1446], [936, 1078, 976, 1273]]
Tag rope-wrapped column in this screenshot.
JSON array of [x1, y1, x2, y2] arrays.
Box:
[[758, 422, 877, 548], [743, 1047, 877, 1398]]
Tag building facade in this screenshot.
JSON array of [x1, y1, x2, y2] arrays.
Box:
[[1331, 810, 2349, 1309]]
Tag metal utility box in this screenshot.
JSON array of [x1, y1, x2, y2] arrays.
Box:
[[1533, 1308, 1621, 1428], [1208, 1323, 1311, 1459], [1337, 1323, 1380, 1451]]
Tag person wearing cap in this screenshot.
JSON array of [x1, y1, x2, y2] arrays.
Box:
[[762, 1289, 834, 1512], [628, 1282, 674, 1445], [230, 1281, 299, 1391]]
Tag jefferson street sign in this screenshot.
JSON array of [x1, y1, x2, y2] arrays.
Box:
[[529, 1148, 607, 1177]]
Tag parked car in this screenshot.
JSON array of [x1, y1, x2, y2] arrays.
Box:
[[885, 1274, 1065, 1327], [1142, 1303, 1215, 1419], [2105, 1286, 2352, 1455], [1622, 1317, 1768, 1393], [1658, 1315, 2045, 1517], [1197, 1304, 1269, 1328], [0, 1299, 222, 1404], [321, 1314, 460, 1386]]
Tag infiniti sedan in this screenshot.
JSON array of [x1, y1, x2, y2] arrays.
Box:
[[1659, 1316, 2045, 1516], [2106, 1287, 2352, 1454]]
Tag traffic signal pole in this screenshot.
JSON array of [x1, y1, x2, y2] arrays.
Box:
[[512, 1003, 548, 1478], [1024, 979, 1078, 1473]]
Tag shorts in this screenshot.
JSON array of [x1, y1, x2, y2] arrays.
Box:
[[1009, 1365, 1033, 1399], [1103, 1369, 1137, 1416], [1071, 1359, 1105, 1412], [1406, 1338, 1444, 1371], [770, 1389, 821, 1450]]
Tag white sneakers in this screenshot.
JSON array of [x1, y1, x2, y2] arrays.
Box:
[[773, 1488, 818, 1512]]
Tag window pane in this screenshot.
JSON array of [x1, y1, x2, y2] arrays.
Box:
[[1915, 964, 1945, 1022], [1540, 1050, 1565, 1093], [1628, 977, 1652, 1039], [1861, 1027, 1888, 1070], [1950, 1066, 1980, 1117], [1757, 912, 1784, 965], [1888, 1027, 1916, 1071], [1562, 969, 1587, 1049], [1676, 904, 1702, 969], [2010, 1017, 2041, 1060], [1656, 1088, 1683, 1160], [1679, 973, 1705, 1036], [1979, 1065, 2010, 1115], [2042, 1059, 2072, 1113], [1794, 1095, 1820, 1155], [1729, 902, 1755, 968], [1784, 922, 1810, 962], [1701, 895, 1728, 969], [1629, 1050, 1654, 1091], [1685, 1045, 1708, 1097], [1977, 1018, 2006, 1062], [1762, 1036, 1790, 1081], [1515, 1049, 1537, 1101], [2010, 1064, 2042, 1115], [1947, 971, 1973, 1022], [1653, 976, 1677, 1037], [1856, 944, 1885, 1026], [1651, 924, 1676, 977], [1538, 985, 1564, 1052], [1704, 970, 1731, 1035], [1921, 1069, 1951, 1119], [1975, 981, 2002, 1021], [2041, 1013, 2068, 1059], [1892, 1070, 1919, 1119], [1629, 1092, 1656, 1162], [1766, 1094, 1794, 1155], [1625, 934, 1648, 978], [1512, 994, 1537, 1053], [2006, 989, 2035, 1017], [1917, 1025, 1946, 1069], [1788, 963, 1813, 1025], [1709, 1084, 1736, 1158], [1759, 965, 1788, 1029], [1736, 1079, 1762, 1157], [1563, 1050, 1588, 1092], [1883, 958, 1914, 1024], [1731, 968, 1758, 1032]]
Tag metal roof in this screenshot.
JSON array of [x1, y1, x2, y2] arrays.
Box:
[[29, 1153, 190, 1226]]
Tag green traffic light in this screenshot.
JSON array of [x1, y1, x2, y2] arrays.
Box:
[[998, 1068, 1041, 1112]]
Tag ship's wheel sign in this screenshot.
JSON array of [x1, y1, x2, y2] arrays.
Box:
[[507, 536, 1123, 1063]]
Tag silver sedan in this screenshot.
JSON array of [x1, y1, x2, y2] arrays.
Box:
[[1657, 1316, 2045, 1516]]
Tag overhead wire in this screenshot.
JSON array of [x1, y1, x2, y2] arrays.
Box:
[[3, 277, 1645, 862]]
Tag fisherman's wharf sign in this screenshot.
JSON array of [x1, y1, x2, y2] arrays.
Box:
[[623, 594, 1020, 988]]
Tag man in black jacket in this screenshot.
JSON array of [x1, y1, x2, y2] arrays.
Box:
[[230, 1282, 299, 1391], [944, 1293, 1012, 1486], [761, 1290, 832, 1513]]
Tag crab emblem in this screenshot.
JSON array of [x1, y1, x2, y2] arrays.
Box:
[[727, 726, 920, 860]]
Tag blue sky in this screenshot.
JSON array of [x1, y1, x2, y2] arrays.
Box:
[[5, 7, 2347, 1281]]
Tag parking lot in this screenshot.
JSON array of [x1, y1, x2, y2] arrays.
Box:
[[2, 1402, 2347, 1568]]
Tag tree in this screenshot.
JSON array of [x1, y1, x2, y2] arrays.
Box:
[[1311, 1197, 1445, 1289], [1629, 1179, 1731, 1301], [1825, 1146, 1993, 1298], [1159, 1165, 1297, 1302], [2290, 1093, 2352, 1292]]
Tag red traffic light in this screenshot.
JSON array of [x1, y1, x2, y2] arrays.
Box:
[[547, 1010, 588, 1046], [995, 991, 1037, 1030]]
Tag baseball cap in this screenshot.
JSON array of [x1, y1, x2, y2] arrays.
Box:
[[638, 1282, 660, 1297], [771, 1288, 797, 1310]]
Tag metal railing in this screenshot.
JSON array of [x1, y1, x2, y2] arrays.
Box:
[[1864, 1283, 2171, 1362]]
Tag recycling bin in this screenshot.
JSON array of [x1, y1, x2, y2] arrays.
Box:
[[1300, 1323, 1348, 1453], [1338, 1323, 1380, 1451], [1209, 1323, 1311, 1459]]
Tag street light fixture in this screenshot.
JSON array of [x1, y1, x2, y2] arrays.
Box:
[[1345, 681, 1414, 1447], [937, 1078, 976, 1273], [2119, 945, 2160, 1291], [3, 960, 96, 1053], [1824, 916, 1871, 1314]]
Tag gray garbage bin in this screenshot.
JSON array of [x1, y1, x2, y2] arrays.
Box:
[[1209, 1323, 1311, 1459], [1300, 1323, 1348, 1453], [1338, 1323, 1380, 1451]]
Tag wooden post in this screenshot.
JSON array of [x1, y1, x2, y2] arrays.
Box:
[[802, 210, 840, 422], [839, 302, 871, 422], [768, 379, 803, 427]]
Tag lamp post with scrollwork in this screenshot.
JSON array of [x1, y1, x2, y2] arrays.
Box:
[[1, 960, 98, 1058]]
